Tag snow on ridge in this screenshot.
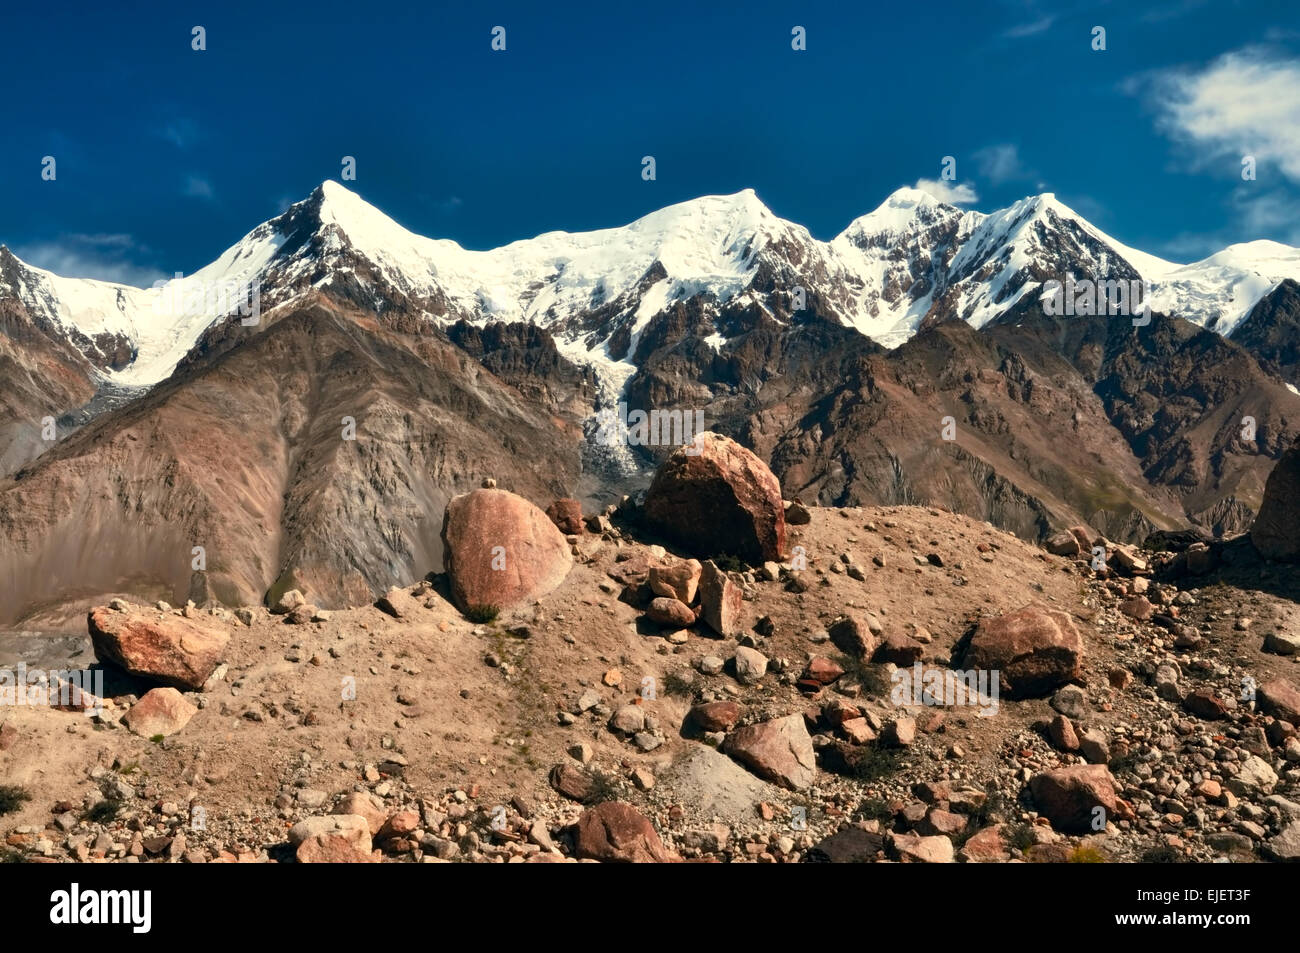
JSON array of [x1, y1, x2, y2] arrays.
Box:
[[7, 179, 1300, 391]]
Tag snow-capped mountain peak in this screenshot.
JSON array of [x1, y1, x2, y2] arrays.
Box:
[[836, 186, 964, 244], [5, 182, 1300, 393]]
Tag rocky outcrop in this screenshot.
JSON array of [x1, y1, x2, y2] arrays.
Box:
[[722, 714, 816, 790], [88, 605, 229, 689], [698, 560, 743, 636], [289, 814, 374, 864], [1028, 764, 1122, 834], [544, 499, 585, 535], [122, 687, 198, 737], [960, 604, 1084, 698], [573, 802, 677, 863], [441, 488, 574, 613], [641, 432, 787, 564], [1252, 438, 1300, 560]]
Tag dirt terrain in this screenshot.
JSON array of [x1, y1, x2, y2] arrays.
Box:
[[3, 493, 1298, 863]]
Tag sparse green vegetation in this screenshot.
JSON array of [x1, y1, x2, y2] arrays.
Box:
[[1006, 823, 1037, 853], [465, 604, 501, 623], [662, 671, 696, 699], [712, 554, 748, 573], [968, 790, 1008, 828], [0, 784, 31, 817], [1140, 845, 1184, 864], [585, 769, 623, 804], [855, 798, 894, 823], [1067, 845, 1107, 863], [84, 800, 122, 823], [848, 745, 901, 782]]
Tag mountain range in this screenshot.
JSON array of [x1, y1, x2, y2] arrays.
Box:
[[4, 181, 1300, 628]]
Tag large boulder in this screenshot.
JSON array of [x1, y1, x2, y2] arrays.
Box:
[[289, 814, 374, 864], [1029, 764, 1121, 834], [888, 831, 955, 863], [545, 499, 585, 535], [641, 432, 786, 565], [441, 489, 574, 612], [960, 604, 1084, 698], [333, 792, 387, 836], [1260, 679, 1300, 723], [1044, 531, 1081, 557], [648, 559, 702, 604], [288, 814, 373, 848], [573, 802, 677, 863], [645, 597, 694, 628], [1252, 439, 1300, 559], [722, 714, 816, 790], [88, 606, 229, 690], [804, 827, 885, 863], [376, 586, 423, 620], [689, 701, 742, 732], [295, 835, 377, 864], [698, 560, 742, 636], [829, 614, 880, 657], [122, 687, 197, 737]]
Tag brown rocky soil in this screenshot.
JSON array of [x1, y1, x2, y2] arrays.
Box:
[[3, 496, 1298, 863]]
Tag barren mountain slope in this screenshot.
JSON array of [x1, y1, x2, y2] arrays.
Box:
[[0, 300, 589, 629]]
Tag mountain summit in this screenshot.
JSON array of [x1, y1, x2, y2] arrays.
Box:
[[5, 182, 1300, 395], [3, 182, 1300, 626]]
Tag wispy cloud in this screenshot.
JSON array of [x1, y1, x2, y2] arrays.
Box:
[[1139, 0, 1211, 23], [973, 144, 1031, 184], [913, 178, 979, 205], [1137, 47, 1300, 246], [12, 233, 165, 287], [1142, 48, 1300, 182], [1142, 185, 1300, 260], [184, 175, 215, 199], [1004, 16, 1054, 38], [1232, 186, 1300, 244], [158, 118, 201, 149]]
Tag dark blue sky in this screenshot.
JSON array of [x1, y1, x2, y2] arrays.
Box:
[[4, 0, 1299, 284]]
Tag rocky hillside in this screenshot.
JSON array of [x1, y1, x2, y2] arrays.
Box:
[[0, 298, 590, 629], [1, 435, 1298, 864], [4, 182, 1300, 631]]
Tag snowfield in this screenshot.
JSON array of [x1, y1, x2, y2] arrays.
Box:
[[4, 180, 1299, 392]]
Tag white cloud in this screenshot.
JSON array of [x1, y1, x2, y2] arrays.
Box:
[[1232, 186, 1300, 244], [13, 235, 165, 287], [184, 175, 215, 199], [973, 144, 1029, 184], [913, 178, 979, 205], [1004, 16, 1054, 38], [1147, 49, 1300, 181], [159, 119, 200, 149]]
